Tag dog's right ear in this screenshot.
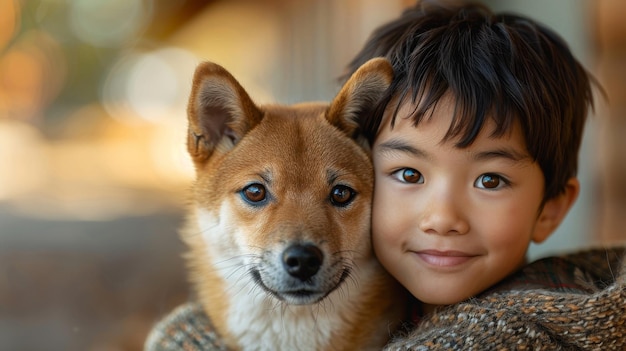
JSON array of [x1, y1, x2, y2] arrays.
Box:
[[326, 57, 393, 139], [186, 62, 263, 164]]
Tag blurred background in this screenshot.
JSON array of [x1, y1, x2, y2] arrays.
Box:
[[0, 0, 624, 350]]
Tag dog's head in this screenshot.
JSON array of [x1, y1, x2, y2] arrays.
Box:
[[185, 58, 392, 305]]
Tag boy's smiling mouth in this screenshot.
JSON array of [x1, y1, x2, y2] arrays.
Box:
[[413, 250, 479, 268]]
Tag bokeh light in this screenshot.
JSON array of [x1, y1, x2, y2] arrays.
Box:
[[0, 120, 49, 201], [68, 0, 151, 47], [0, 29, 65, 121], [102, 47, 198, 124], [0, 0, 20, 51]]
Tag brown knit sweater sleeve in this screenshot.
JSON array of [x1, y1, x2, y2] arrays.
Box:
[[144, 303, 229, 351], [383, 247, 626, 351]]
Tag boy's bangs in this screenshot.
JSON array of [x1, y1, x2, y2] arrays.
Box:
[[390, 70, 516, 149]]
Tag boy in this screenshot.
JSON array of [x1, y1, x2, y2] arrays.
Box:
[[146, 1, 625, 349], [349, 0, 595, 312], [345, 2, 625, 349]]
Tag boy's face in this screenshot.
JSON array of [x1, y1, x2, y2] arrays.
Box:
[[371, 95, 553, 306]]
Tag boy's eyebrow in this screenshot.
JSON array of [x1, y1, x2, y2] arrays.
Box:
[[472, 148, 530, 162], [375, 139, 431, 159]]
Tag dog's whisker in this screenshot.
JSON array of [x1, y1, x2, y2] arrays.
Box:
[[186, 221, 220, 238], [213, 253, 255, 265], [223, 272, 252, 297], [211, 255, 257, 279], [270, 297, 283, 314]]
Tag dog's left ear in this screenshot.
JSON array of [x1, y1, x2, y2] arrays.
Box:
[[326, 57, 393, 138], [186, 62, 263, 164]]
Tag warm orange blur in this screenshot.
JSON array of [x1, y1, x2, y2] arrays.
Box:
[[0, 0, 19, 51]]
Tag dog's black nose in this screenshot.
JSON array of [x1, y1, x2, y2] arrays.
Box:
[[282, 244, 324, 281]]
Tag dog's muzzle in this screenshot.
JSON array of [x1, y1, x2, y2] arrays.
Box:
[[250, 243, 350, 305]]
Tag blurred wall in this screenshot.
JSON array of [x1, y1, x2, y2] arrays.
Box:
[[595, 0, 626, 245]]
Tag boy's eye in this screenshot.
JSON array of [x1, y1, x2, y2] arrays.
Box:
[[475, 174, 506, 189], [391, 168, 424, 184]]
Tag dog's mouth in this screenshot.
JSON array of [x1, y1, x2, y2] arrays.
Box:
[[251, 268, 350, 305]]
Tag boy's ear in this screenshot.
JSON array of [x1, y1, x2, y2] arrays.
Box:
[[532, 178, 580, 243]]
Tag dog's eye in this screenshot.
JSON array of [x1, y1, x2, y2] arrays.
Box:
[[329, 185, 356, 207], [241, 183, 267, 203]]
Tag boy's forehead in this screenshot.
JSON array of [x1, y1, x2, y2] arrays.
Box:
[[379, 92, 455, 132], [378, 93, 521, 148]]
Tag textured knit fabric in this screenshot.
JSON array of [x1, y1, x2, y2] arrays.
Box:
[[387, 247, 626, 351], [144, 247, 626, 351], [144, 303, 229, 351]]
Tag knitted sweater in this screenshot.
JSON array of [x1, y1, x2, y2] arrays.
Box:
[[145, 247, 626, 350]]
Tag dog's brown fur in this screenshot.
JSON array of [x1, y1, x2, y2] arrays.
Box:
[[182, 58, 406, 351]]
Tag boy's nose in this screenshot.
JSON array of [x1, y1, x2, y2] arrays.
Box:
[[418, 193, 469, 236]]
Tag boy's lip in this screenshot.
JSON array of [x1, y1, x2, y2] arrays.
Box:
[[414, 249, 478, 267]]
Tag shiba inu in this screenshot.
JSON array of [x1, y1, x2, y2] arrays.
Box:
[[182, 57, 406, 351]]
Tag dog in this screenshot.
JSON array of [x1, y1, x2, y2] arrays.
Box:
[[181, 57, 406, 351]]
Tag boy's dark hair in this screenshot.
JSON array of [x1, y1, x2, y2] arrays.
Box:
[[344, 0, 596, 201]]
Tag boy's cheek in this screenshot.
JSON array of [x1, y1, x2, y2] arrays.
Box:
[[372, 197, 412, 253], [372, 186, 399, 226]]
